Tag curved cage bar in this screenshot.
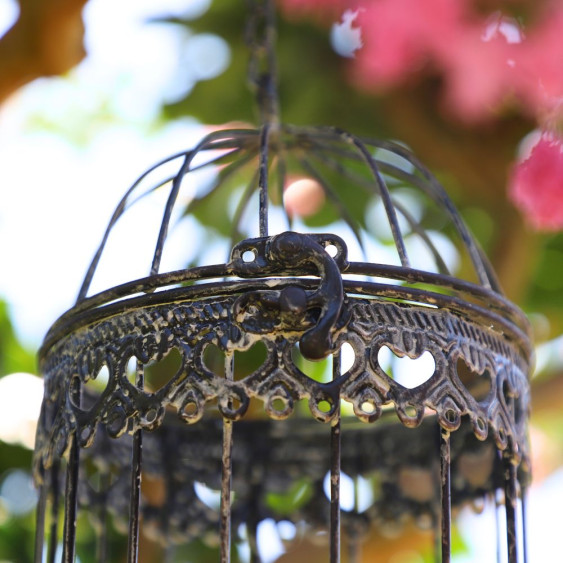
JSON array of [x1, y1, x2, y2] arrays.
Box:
[[34, 126, 532, 563]]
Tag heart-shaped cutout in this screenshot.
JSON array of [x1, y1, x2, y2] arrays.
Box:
[[456, 357, 492, 402], [378, 345, 435, 389], [204, 341, 269, 381], [141, 347, 183, 391]]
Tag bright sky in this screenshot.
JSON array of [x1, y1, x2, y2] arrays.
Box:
[[0, 1, 561, 561], [0, 0, 214, 344]]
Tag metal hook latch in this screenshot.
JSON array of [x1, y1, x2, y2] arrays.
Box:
[[230, 231, 348, 360]]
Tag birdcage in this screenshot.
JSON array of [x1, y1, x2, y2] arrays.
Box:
[[33, 2, 531, 562]]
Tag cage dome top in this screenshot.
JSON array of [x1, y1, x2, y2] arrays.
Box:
[[42, 124, 531, 359]]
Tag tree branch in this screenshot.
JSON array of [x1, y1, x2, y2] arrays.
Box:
[[0, 0, 88, 104]]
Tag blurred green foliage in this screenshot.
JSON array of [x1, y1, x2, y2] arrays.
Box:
[[160, 3, 388, 133], [0, 301, 37, 561], [0, 299, 36, 377]]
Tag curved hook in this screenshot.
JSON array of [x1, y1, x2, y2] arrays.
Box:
[[268, 232, 344, 360], [231, 231, 347, 360]]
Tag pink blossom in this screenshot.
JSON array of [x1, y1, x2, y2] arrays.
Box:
[[351, 1, 522, 120], [281, 0, 563, 122], [508, 132, 563, 231], [439, 21, 517, 120], [512, 6, 563, 121], [351, 0, 467, 88]]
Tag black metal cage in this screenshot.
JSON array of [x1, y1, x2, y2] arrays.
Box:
[[33, 124, 531, 563], [33, 3, 531, 562]]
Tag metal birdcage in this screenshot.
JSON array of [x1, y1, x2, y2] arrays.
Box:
[[33, 2, 532, 562]]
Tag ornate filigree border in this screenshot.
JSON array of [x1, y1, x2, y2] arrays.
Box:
[[34, 290, 530, 482]]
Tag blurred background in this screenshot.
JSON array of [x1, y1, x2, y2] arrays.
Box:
[[0, 0, 562, 561]]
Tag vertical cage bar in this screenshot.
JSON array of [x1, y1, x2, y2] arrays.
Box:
[[330, 350, 342, 563], [432, 506, 440, 563], [330, 418, 341, 563], [504, 455, 518, 563], [521, 486, 529, 563], [62, 380, 81, 563], [440, 428, 451, 563], [220, 352, 235, 563], [96, 497, 109, 563], [127, 429, 143, 562], [220, 421, 234, 563], [34, 482, 47, 563], [258, 124, 270, 237], [346, 133, 410, 268], [127, 360, 144, 563], [62, 438, 80, 562], [35, 405, 50, 563], [150, 153, 191, 277], [47, 460, 61, 563], [248, 486, 261, 563], [494, 489, 502, 563]]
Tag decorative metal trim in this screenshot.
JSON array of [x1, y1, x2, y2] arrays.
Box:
[[35, 232, 531, 476], [33, 125, 532, 563]]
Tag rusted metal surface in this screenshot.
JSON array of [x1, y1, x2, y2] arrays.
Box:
[[34, 242, 531, 473], [220, 353, 235, 563], [330, 350, 342, 563], [504, 454, 519, 563], [440, 429, 451, 563], [127, 359, 143, 563], [33, 125, 532, 562]]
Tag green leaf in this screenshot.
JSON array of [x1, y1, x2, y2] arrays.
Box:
[[265, 478, 313, 515], [0, 299, 36, 377]]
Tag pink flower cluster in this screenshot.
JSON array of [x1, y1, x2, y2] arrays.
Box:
[[509, 132, 563, 231], [279, 0, 563, 231], [280, 0, 563, 122]]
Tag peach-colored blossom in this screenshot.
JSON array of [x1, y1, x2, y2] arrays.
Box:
[[284, 177, 325, 217]]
